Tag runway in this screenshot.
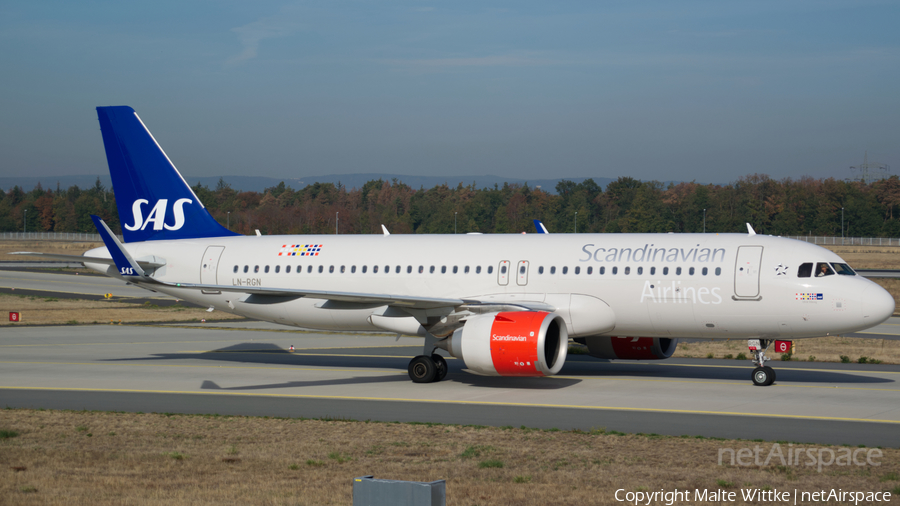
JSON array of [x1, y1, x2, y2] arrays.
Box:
[[2, 322, 899, 447]]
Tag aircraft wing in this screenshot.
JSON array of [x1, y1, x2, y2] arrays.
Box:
[[157, 280, 472, 310]]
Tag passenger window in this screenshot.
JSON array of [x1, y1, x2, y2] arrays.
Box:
[[254, 265, 259, 273], [624, 266, 630, 275], [476, 266, 482, 274], [701, 267, 707, 276], [276, 265, 282, 273], [308, 265, 313, 273], [539, 266, 544, 274], [689, 267, 694, 275], [562, 266, 568, 274], [286, 265, 291, 273], [374, 265, 379, 273], [244, 265, 249, 273], [587, 266, 593, 275], [430, 266, 435, 273], [832, 263, 856, 276], [297, 266, 302, 274], [650, 267, 655, 275], [362, 265, 367, 273], [550, 266, 556, 274], [265, 265, 270, 273], [500, 265, 507, 274], [233, 265, 238, 273], [407, 266, 412, 273], [351, 266, 356, 273], [574, 266, 580, 275], [676, 267, 682, 275], [599, 266, 605, 275], [453, 266, 458, 274], [464, 266, 470, 274], [798, 263, 813, 278], [637, 266, 643, 275], [329, 266, 334, 273], [488, 266, 493, 274], [384, 265, 389, 274], [441, 266, 447, 274], [715, 267, 721, 276], [341, 265, 346, 273], [662, 267, 668, 275], [395, 266, 401, 273], [612, 266, 618, 275], [519, 265, 526, 274], [419, 266, 424, 273], [815, 263, 834, 277]]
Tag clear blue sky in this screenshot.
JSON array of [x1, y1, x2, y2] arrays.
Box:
[[1, 1, 897, 184]]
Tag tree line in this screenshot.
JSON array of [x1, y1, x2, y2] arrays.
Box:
[[2, 174, 900, 237]]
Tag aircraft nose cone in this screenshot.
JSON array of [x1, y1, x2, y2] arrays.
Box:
[[863, 285, 895, 324]]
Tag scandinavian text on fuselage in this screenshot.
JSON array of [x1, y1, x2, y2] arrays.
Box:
[[580, 244, 727, 263]]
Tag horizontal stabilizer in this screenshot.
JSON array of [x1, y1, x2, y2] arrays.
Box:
[[7, 252, 165, 269]]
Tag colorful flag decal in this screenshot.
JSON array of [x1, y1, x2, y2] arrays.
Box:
[[795, 293, 823, 301], [278, 244, 322, 257]]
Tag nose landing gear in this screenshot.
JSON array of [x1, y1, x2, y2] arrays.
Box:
[[748, 339, 776, 386]]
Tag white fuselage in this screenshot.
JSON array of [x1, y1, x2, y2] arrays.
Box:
[[85, 233, 895, 340]]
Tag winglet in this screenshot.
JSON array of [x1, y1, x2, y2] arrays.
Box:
[[533, 220, 549, 234], [381, 224, 391, 236], [746, 223, 756, 236], [90, 215, 146, 277]]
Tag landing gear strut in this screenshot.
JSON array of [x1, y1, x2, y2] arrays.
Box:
[[407, 332, 449, 383], [749, 339, 776, 386]]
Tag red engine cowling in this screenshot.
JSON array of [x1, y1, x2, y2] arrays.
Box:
[[580, 336, 678, 360], [438, 311, 568, 377]]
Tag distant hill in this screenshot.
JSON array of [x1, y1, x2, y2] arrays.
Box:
[[0, 173, 616, 194]]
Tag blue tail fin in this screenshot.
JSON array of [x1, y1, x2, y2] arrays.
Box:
[[96, 106, 239, 242]]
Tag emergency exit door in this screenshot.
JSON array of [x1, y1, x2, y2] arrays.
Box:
[[516, 260, 529, 286], [497, 260, 510, 286]]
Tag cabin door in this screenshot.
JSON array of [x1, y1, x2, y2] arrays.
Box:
[[200, 246, 225, 294], [734, 246, 763, 298]]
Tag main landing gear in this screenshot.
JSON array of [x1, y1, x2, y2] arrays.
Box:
[[407, 332, 449, 383], [748, 339, 776, 387], [408, 354, 449, 383]]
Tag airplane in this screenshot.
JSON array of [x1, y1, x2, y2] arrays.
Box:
[[13, 106, 895, 387]]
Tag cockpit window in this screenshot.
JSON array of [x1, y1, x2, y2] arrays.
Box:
[[815, 262, 834, 277], [831, 263, 856, 276], [798, 263, 812, 278]]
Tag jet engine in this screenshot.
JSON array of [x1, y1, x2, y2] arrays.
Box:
[[437, 311, 568, 376], [578, 336, 678, 360]]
